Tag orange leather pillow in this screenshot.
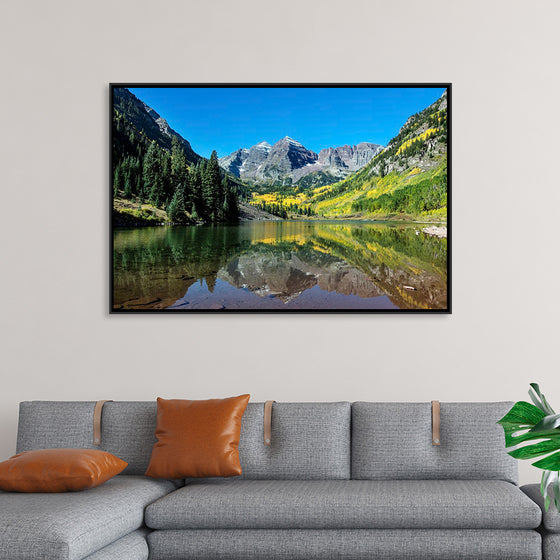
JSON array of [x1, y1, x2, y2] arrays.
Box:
[[145, 395, 250, 479], [0, 448, 128, 492]]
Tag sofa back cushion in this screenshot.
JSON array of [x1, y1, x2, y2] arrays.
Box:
[[351, 402, 518, 484], [17, 401, 158, 475], [17, 401, 351, 479], [238, 402, 351, 480]]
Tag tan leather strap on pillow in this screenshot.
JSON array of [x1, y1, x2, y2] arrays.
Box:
[[431, 400, 440, 446], [93, 400, 113, 445], [264, 400, 275, 446]]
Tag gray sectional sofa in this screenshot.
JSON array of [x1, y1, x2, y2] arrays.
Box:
[[0, 400, 557, 559], [523, 484, 560, 560]]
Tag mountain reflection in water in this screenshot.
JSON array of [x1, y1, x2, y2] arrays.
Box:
[[219, 249, 385, 303], [112, 220, 447, 310]]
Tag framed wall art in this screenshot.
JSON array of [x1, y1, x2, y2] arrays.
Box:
[[111, 84, 451, 313]]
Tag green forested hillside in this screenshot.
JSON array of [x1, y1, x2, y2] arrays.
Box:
[[250, 91, 448, 221], [112, 102, 243, 225], [309, 92, 448, 220]]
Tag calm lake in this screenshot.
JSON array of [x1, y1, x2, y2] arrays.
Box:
[[112, 220, 447, 311]]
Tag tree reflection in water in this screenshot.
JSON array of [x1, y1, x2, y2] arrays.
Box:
[[113, 221, 447, 310]]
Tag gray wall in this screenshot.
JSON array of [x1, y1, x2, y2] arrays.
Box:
[[0, 0, 558, 484]]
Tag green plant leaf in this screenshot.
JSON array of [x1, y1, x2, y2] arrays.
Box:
[[553, 476, 560, 512], [509, 439, 560, 459], [539, 470, 560, 513], [532, 451, 560, 471], [541, 470, 557, 495], [503, 428, 560, 448], [530, 414, 560, 432], [545, 474, 560, 512], [497, 388, 560, 483], [497, 401, 546, 427], [497, 401, 552, 447], [529, 383, 556, 415]]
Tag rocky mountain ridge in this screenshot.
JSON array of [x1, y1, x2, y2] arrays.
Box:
[[113, 87, 201, 165], [219, 136, 383, 187], [368, 91, 447, 177]]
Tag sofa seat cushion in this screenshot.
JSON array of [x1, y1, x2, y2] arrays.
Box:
[[0, 475, 179, 560], [83, 529, 149, 560], [147, 529, 542, 560], [145, 479, 541, 531], [544, 533, 560, 560]]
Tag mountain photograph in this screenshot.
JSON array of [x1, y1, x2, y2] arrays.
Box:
[[111, 85, 449, 312], [219, 137, 383, 187]]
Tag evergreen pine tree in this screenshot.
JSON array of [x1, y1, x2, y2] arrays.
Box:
[[124, 175, 132, 198], [113, 164, 123, 198], [167, 194, 179, 223], [182, 171, 192, 210], [190, 203, 199, 223], [191, 165, 204, 218], [203, 151, 221, 221], [217, 177, 228, 221], [143, 142, 164, 206], [161, 152, 172, 203], [167, 186, 185, 223], [175, 183, 186, 217], [171, 137, 188, 190]]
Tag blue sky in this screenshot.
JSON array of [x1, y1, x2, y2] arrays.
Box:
[[129, 86, 446, 159]]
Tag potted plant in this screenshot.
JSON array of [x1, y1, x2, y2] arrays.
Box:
[[498, 383, 560, 512]]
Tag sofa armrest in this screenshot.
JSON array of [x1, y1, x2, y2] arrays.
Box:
[[522, 484, 560, 534]]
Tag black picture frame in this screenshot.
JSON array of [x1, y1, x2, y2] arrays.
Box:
[[110, 83, 451, 314]]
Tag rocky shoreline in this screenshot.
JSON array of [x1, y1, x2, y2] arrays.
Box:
[[237, 202, 281, 222], [422, 226, 447, 238]]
